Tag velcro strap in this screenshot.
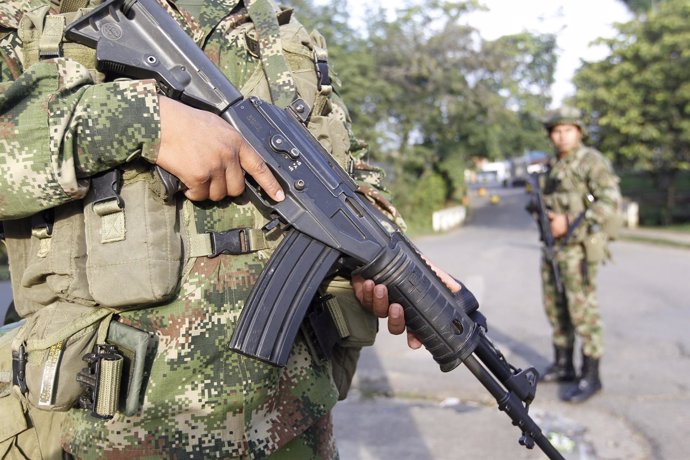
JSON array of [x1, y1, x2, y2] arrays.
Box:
[[31, 211, 54, 257], [95, 354, 123, 418], [91, 170, 125, 243], [93, 200, 126, 243], [313, 44, 331, 91], [246, 0, 297, 107], [324, 296, 350, 339], [38, 15, 65, 59], [37, 340, 64, 406], [59, 0, 89, 14]]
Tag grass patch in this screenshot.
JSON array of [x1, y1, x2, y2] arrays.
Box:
[[620, 234, 690, 250]]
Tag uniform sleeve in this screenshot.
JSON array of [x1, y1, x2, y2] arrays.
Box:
[[0, 58, 160, 219], [585, 152, 621, 228]]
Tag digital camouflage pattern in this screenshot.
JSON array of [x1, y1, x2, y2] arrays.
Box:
[[541, 245, 602, 358], [542, 106, 586, 134], [246, 0, 296, 107], [541, 143, 620, 359], [0, 56, 160, 219], [542, 145, 620, 235], [62, 250, 338, 458], [0, 0, 370, 457]]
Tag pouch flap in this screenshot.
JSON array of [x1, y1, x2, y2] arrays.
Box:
[[0, 394, 28, 442]]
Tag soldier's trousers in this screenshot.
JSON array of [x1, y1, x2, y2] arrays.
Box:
[[541, 244, 603, 359]]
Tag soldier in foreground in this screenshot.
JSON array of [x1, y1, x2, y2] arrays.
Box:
[[0, 0, 435, 457], [532, 107, 621, 403]]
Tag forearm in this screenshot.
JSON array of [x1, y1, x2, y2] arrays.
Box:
[[0, 59, 160, 219]]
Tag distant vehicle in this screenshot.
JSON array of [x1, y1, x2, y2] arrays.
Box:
[[476, 160, 512, 186], [510, 151, 548, 186], [474, 151, 549, 187]]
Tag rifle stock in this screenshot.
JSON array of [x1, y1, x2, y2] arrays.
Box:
[[66, 2, 564, 457]]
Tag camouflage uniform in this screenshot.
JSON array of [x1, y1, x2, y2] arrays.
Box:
[[540, 143, 620, 359], [0, 0, 387, 457]]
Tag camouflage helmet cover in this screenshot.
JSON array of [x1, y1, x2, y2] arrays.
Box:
[[543, 106, 585, 133]]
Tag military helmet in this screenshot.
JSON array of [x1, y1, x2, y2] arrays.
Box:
[[542, 106, 585, 133]]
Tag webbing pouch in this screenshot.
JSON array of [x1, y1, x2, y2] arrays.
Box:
[[104, 321, 156, 416], [315, 277, 378, 400], [321, 277, 378, 349], [83, 163, 184, 308], [9, 303, 111, 411], [18, 5, 106, 82], [4, 202, 93, 318]]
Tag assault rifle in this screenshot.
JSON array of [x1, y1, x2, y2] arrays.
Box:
[[66, 2, 563, 458], [526, 173, 564, 294]]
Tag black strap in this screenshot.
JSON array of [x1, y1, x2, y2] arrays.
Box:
[[559, 210, 587, 247], [12, 344, 28, 394], [91, 169, 124, 208], [31, 210, 55, 236], [315, 56, 330, 90], [208, 228, 252, 257]]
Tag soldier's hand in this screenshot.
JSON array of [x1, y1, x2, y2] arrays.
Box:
[[548, 211, 568, 238], [352, 260, 462, 350], [156, 96, 285, 202]]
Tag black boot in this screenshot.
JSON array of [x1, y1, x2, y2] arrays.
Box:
[[540, 346, 576, 383], [563, 355, 602, 403]]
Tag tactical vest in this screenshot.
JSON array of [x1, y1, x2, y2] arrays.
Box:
[[0, 1, 376, 451], [543, 146, 620, 263]]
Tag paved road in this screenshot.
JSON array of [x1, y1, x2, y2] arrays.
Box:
[[0, 280, 10, 322], [333, 185, 690, 460]]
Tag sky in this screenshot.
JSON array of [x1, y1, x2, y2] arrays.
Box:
[[340, 0, 634, 107]]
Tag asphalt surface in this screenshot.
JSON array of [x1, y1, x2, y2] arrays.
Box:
[[1, 186, 688, 460], [332, 185, 690, 460]]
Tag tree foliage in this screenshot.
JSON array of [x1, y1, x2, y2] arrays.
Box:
[[575, 0, 690, 224], [620, 0, 670, 14]]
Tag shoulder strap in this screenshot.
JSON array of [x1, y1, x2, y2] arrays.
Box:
[[60, 0, 89, 14], [245, 0, 296, 107]]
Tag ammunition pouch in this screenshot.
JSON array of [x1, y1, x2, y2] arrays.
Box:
[[583, 230, 610, 264], [76, 320, 156, 418], [83, 164, 184, 307], [308, 277, 377, 400], [0, 323, 71, 460], [18, 4, 105, 82], [2, 306, 155, 422], [8, 304, 110, 411]]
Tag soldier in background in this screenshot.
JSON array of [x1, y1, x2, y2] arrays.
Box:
[[536, 106, 621, 403]]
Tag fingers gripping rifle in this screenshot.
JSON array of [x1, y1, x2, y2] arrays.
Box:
[[66, 2, 563, 457]]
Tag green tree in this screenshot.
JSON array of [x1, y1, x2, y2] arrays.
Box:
[[480, 32, 557, 157], [575, 0, 690, 224], [358, 1, 556, 208], [620, 0, 670, 14]]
